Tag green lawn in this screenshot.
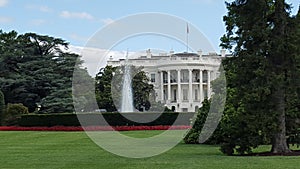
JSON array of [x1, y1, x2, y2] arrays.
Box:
[[0, 131, 299, 169]]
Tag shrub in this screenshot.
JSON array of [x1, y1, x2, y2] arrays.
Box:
[[287, 128, 300, 148], [19, 112, 195, 127], [184, 99, 223, 144], [0, 125, 191, 131], [0, 90, 4, 125], [2, 103, 29, 126]]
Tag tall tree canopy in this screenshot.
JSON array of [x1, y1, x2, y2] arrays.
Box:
[[0, 30, 90, 113], [220, 0, 300, 155]]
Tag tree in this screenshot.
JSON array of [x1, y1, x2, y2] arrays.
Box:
[[0, 30, 90, 113], [220, 0, 300, 155], [95, 65, 118, 112], [184, 68, 227, 145], [2, 103, 29, 126], [184, 99, 212, 144], [132, 68, 154, 111], [0, 90, 4, 124], [95, 65, 154, 112]]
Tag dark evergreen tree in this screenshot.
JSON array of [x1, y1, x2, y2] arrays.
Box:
[[220, 0, 300, 155], [0, 90, 4, 124], [0, 30, 90, 113]]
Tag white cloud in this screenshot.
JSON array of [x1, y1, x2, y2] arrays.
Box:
[[66, 45, 141, 76], [69, 34, 89, 43], [30, 19, 46, 26], [65, 46, 163, 77], [39, 6, 52, 12], [101, 18, 115, 25], [0, 16, 12, 23], [60, 11, 94, 20], [26, 5, 52, 13], [0, 0, 8, 7]]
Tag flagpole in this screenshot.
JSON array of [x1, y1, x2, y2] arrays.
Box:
[[186, 23, 189, 53]]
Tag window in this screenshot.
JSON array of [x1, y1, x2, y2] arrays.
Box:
[[163, 89, 167, 101], [195, 89, 198, 100], [173, 89, 177, 101], [151, 73, 155, 83], [163, 72, 168, 83], [171, 71, 177, 83], [193, 71, 199, 82], [203, 71, 208, 83], [182, 70, 188, 82], [183, 89, 188, 101]]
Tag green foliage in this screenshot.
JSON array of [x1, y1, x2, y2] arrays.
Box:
[[219, 0, 300, 155], [95, 65, 158, 112], [2, 103, 29, 126], [0, 90, 4, 124], [19, 112, 194, 127], [132, 69, 154, 111], [0, 30, 91, 113], [163, 106, 174, 113], [287, 128, 300, 147], [184, 99, 210, 144], [184, 99, 224, 145], [71, 67, 95, 112], [95, 66, 118, 112]]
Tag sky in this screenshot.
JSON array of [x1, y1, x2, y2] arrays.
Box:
[[0, 0, 299, 75]]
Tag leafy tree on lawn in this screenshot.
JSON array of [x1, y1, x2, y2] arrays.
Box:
[[0, 30, 90, 113], [184, 68, 226, 145], [132, 68, 154, 111], [72, 66, 96, 112], [95, 65, 155, 112], [220, 0, 300, 155], [95, 65, 118, 112]]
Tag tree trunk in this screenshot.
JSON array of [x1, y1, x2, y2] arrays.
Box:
[[270, 0, 291, 154], [271, 87, 291, 154]]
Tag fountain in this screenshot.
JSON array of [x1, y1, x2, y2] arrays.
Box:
[[120, 51, 134, 113]]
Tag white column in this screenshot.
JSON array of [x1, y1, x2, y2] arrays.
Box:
[[177, 69, 181, 103], [188, 69, 193, 103], [207, 70, 211, 99], [160, 71, 164, 102], [167, 70, 171, 102], [199, 69, 203, 102]]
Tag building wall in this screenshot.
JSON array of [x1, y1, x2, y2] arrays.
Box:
[[107, 51, 225, 112]]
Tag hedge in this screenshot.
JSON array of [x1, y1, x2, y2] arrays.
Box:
[[0, 125, 191, 131], [19, 112, 195, 127]]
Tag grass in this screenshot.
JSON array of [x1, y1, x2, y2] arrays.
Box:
[[0, 131, 299, 169]]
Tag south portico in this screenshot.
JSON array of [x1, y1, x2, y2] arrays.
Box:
[[107, 49, 227, 112]]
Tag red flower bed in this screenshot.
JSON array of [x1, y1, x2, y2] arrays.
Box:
[[0, 125, 191, 131]]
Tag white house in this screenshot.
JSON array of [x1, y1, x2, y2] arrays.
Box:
[[107, 49, 228, 112]]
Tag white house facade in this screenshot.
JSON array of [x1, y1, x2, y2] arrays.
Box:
[[107, 49, 228, 112]]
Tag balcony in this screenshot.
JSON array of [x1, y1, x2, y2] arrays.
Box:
[[170, 79, 177, 83], [193, 79, 200, 83], [181, 79, 189, 83]]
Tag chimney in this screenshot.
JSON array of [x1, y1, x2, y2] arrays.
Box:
[[197, 50, 202, 57], [146, 49, 151, 58], [221, 49, 226, 57]]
